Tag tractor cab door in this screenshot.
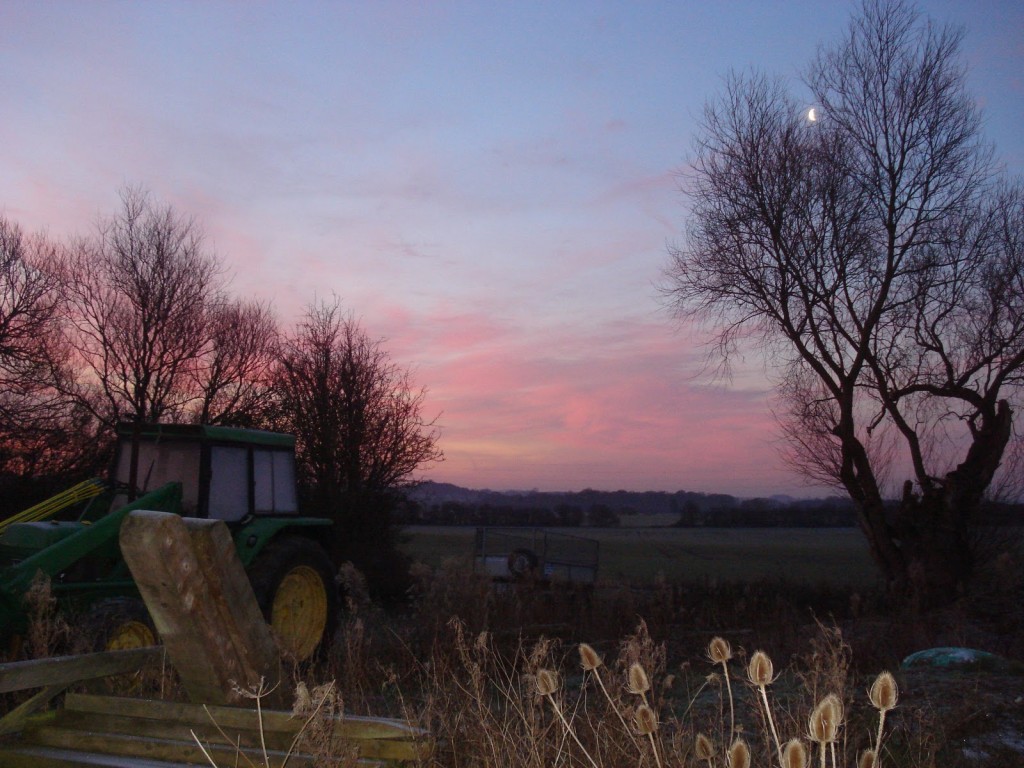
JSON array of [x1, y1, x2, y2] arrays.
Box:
[[205, 445, 298, 522], [112, 436, 201, 514]]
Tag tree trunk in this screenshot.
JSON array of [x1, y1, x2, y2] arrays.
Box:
[[856, 400, 1013, 605]]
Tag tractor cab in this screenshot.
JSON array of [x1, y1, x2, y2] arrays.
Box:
[[111, 423, 299, 523]]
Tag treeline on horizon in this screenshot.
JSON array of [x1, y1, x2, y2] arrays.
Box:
[[396, 481, 1024, 529]]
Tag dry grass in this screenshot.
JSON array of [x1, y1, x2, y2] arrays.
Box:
[[321, 559, 1024, 767], [396, 619, 915, 768], [5, 559, 1022, 767]]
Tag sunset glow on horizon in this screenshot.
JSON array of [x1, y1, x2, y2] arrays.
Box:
[[2, 1, 1021, 497]]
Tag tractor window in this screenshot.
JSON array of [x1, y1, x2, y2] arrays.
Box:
[[253, 449, 298, 514], [112, 439, 201, 514], [208, 446, 249, 521]]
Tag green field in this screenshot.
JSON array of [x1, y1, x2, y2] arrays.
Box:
[[400, 525, 880, 589]]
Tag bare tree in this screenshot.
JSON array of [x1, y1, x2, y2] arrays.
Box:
[[274, 299, 442, 502], [0, 217, 65, 403], [665, 0, 1024, 600], [190, 298, 278, 427], [64, 187, 223, 427], [273, 299, 442, 590], [0, 217, 103, 501]]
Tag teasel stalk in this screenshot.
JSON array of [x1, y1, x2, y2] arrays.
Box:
[[747, 650, 783, 764], [868, 671, 898, 764], [633, 703, 663, 768], [578, 643, 636, 746], [535, 669, 599, 768], [708, 636, 735, 743]]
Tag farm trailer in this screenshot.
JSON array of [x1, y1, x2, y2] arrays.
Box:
[[474, 527, 599, 584]]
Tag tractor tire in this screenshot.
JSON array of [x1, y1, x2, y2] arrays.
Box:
[[82, 597, 158, 652], [247, 536, 338, 662], [507, 548, 539, 580]]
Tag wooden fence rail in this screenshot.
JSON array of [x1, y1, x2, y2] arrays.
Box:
[[0, 646, 163, 737]]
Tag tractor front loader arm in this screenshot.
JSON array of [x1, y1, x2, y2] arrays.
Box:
[[0, 483, 182, 634]]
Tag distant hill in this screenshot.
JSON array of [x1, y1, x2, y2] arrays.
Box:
[[401, 481, 859, 527], [403, 481, 1024, 528]]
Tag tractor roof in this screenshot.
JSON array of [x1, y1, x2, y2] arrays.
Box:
[[115, 423, 295, 449]]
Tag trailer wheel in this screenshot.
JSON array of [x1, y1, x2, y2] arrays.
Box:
[[507, 548, 539, 579], [247, 536, 338, 662], [84, 597, 157, 652]]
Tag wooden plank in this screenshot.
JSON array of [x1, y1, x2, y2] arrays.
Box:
[[49, 709, 426, 763], [0, 745, 386, 768], [25, 726, 313, 768], [0, 687, 63, 737], [52, 710, 298, 753], [64, 693, 426, 739], [118, 511, 286, 707], [0, 648, 162, 694], [61, 694, 431, 761], [0, 745, 203, 768], [335, 732, 429, 762], [182, 516, 284, 696]]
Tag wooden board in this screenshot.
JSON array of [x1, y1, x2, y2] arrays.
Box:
[[119, 511, 286, 707]]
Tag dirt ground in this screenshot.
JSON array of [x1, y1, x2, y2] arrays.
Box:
[[895, 665, 1024, 766]]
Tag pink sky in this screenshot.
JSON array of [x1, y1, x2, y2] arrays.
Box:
[[1, 1, 1021, 496]]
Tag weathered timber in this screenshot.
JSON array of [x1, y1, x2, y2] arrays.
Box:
[[0, 686, 63, 738], [0, 692, 429, 767], [22, 725, 309, 767], [63, 693, 430, 760], [119, 510, 287, 707], [0, 648, 162, 694], [0, 647, 163, 737]]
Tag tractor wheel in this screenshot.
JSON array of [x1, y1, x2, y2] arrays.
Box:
[[83, 597, 158, 652], [507, 548, 539, 580], [247, 536, 338, 662]]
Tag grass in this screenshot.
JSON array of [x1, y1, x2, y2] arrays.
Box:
[[400, 619, 915, 768], [400, 525, 880, 588], [6, 527, 1022, 768]]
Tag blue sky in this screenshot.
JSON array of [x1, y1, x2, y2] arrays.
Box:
[[1, 1, 1021, 495]]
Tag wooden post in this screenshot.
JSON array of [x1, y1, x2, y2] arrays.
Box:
[[119, 510, 288, 707]]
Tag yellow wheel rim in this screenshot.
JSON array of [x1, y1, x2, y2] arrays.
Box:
[[271, 565, 328, 661], [107, 620, 156, 651]]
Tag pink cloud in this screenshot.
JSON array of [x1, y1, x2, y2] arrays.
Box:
[[388, 304, 802, 495]]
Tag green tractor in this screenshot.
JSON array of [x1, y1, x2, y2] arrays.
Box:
[[0, 423, 338, 661]]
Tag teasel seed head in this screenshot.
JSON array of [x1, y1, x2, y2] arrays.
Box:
[[782, 738, 808, 768], [694, 733, 715, 761], [292, 681, 312, 713], [535, 668, 559, 696], [708, 636, 732, 664], [747, 650, 774, 686], [633, 703, 658, 735], [627, 662, 651, 695], [808, 693, 843, 744], [858, 749, 877, 768], [727, 737, 751, 768], [869, 671, 898, 712], [579, 643, 603, 671]]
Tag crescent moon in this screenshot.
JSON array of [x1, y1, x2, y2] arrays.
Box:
[[807, 108, 817, 122]]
